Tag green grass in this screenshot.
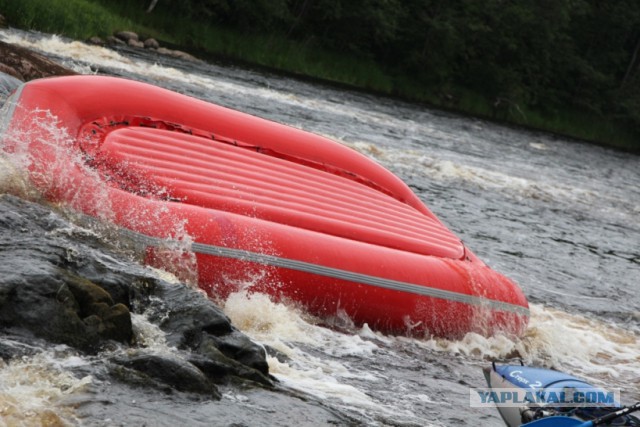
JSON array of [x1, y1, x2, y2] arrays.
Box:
[[0, 0, 139, 39], [1, 0, 638, 151]]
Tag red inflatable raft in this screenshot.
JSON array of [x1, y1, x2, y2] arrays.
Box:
[[0, 76, 528, 337]]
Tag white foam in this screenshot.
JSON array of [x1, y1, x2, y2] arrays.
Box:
[[131, 312, 172, 350], [223, 291, 407, 415], [413, 303, 640, 400], [0, 352, 92, 426], [0, 154, 34, 197], [0, 32, 135, 75], [225, 290, 640, 409]]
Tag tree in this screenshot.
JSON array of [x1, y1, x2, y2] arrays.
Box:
[[146, 0, 158, 13]]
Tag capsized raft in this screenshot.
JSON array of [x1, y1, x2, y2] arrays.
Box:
[[0, 75, 529, 337]]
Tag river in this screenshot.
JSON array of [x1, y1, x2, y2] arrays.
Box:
[[0, 28, 638, 426]]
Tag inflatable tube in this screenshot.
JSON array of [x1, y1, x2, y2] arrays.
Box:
[[0, 75, 529, 337]]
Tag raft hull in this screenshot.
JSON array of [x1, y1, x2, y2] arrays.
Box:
[[0, 75, 529, 337]]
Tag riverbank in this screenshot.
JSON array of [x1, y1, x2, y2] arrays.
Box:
[[1, 24, 639, 426], [0, 0, 638, 152]]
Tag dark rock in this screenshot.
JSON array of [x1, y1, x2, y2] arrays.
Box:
[[0, 63, 23, 81], [172, 50, 198, 62], [0, 14, 6, 28], [139, 278, 271, 382], [0, 269, 133, 351], [62, 270, 134, 344], [191, 335, 273, 386], [207, 330, 270, 376], [156, 47, 199, 62], [0, 196, 133, 350], [0, 194, 272, 394], [142, 279, 233, 348], [106, 36, 125, 46], [86, 36, 105, 46], [143, 38, 159, 49], [0, 40, 77, 82], [102, 303, 133, 342], [64, 272, 114, 309], [112, 350, 220, 397], [265, 344, 292, 364], [0, 275, 101, 351], [114, 31, 139, 43], [127, 39, 145, 49]]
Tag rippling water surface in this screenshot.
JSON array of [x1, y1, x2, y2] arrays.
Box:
[[0, 29, 638, 426]]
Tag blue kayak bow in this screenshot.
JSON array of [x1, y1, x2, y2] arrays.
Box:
[[521, 402, 640, 427]]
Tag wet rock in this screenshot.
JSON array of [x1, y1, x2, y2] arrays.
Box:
[[0, 252, 133, 351], [265, 344, 292, 364], [143, 279, 233, 346], [0, 14, 6, 28], [0, 195, 271, 392], [0, 40, 77, 82], [143, 38, 159, 49], [86, 36, 105, 46], [206, 330, 270, 376], [112, 350, 220, 397], [65, 272, 114, 307], [93, 31, 200, 61], [156, 47, 199, 62], [172, 50, 199, 62], [156, 47, 173, 56], [0, 276, 100, 351], [114, 31, 139, 44], [141, 278, 272, 382], [191, 335, 273, 386], [106, 35, 125, 46], [128, 39, 145, 49], [0, 64, 23, 81]]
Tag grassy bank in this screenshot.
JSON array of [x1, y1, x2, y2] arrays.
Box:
[[1, 0, 638, 152]]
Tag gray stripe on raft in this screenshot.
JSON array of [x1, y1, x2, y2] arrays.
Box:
[[119, 228, 530, 317]]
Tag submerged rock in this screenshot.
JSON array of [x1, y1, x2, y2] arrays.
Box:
[[0, 195, 273, 393]]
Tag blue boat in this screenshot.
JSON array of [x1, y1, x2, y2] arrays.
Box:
[[483, 363, 639, 426]]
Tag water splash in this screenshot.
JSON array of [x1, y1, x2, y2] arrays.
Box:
[[223, 291, 441, 426], [0, 154, 34, 198], [1, 96, 202, 284], [0, 32, 133, 75], [224, 290, 640, 418], [404, 303, 640, 401], [0, 351, 92, 426]]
